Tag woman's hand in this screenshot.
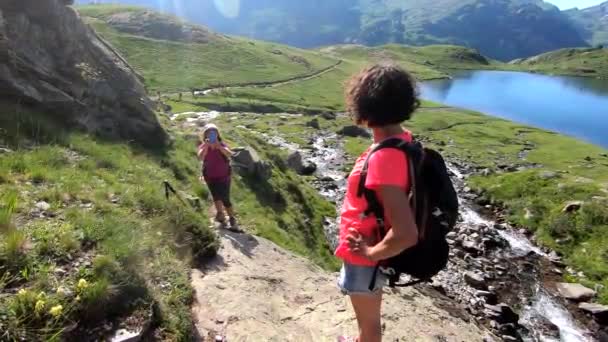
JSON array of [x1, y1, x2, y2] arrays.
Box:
[[346, 228, 374, 261]]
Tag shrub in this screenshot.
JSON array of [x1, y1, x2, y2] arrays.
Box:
[[0, 191, 17, 231], [165, 203, 218, 262], [0, 230, 29, 274], [3, 288, 66, 340], [192, 182, 209, 200], [135, 184, 167, 214], [92, 255, 120, 279]]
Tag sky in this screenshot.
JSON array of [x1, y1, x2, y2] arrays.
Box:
[[547, 0, 605, 9]]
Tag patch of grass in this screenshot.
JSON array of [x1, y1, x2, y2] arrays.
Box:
[[0, 113, 219, 339], [0, 191, 17, 231]]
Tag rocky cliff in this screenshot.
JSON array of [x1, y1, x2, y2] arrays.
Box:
[[0, 0, 166, 147]]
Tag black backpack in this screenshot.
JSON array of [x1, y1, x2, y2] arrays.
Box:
[[357, 137, 459, 289]]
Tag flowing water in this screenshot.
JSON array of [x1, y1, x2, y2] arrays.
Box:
[[451, 163, 591, 341]]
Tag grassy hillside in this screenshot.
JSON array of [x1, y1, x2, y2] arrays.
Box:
[[77, 5, 338, 92], [323, 44, 499, 72], [511, 47, 608, 78], [0, 105, 337, 339], [0, 107, 217, 340], [192, 44, 497, 112]]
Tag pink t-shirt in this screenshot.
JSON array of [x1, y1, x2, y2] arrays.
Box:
[[335, 131, 412, 266]]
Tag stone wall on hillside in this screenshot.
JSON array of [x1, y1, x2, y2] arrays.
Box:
[[0, 0, 167, 147]]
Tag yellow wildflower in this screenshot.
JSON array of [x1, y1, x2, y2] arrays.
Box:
[[49, 305, 63, 318], [77, 279, 89, 291], [75, 295, 81, 302], [17, 289, 28, 297], [34, 300, 46, 314], [36, 292, 46, 300]]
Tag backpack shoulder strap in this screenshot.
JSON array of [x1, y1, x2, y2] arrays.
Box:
[[356, 137, 423, 226]]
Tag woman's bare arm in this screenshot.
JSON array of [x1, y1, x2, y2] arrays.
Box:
[[197, 144, 209, 160], [216, 143, 233, 158], [347, 185, 418, 261]]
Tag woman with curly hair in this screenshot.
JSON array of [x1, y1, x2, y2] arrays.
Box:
[[336, 65, 420, 342]]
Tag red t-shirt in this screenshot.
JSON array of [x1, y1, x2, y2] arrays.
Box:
[[335, 131, 412, 266]]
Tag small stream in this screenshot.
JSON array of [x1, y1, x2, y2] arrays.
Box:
[[460, 205, 590, 341], [450, 166, 592, 341]]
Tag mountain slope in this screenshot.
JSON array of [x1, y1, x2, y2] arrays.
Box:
[[510, 47, 608, 78], [77, 5, 338, 92], [565, 1, 608, 47], [76, 0, 587, 60]]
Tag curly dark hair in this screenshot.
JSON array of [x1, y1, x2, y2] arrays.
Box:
[[345, 64, 420, 127]]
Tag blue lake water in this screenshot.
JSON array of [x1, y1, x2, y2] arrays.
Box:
[[420, 70, 608, 148]]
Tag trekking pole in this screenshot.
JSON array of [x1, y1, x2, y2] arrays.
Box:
[[163, 180, 188, 206]]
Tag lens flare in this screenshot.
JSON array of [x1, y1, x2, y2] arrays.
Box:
[[213, 0, 240, 18]]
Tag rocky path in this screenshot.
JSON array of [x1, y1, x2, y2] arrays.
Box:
[[192, 230, 491, 342]]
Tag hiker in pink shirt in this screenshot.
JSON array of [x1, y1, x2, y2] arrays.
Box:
[[336, 65, 420, 342], [198, 124, 238, 228]]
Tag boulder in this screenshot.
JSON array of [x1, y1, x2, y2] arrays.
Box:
[[35, 201, 51, 211], [578, 302, 608, 322], [475, 290, 498, 305], [464, 272, 487, 290], [286, 151, 317, 176], [110, 328, 143, 342], [337, 125, 371, 138], [539, 171, 558, 179], [232, 147, 271, 181], [320, 112, 336, 120], [0, 0, 167, 148], [446, 232, 458, 239], [484, 304, 519, 324], [556, 283, 596, 302], [306, 119, 320, 129], [462, 240, 482, 255], [301, 162, 317, 176], [562, 201, 583, 213], [286, 151, 304, 173]]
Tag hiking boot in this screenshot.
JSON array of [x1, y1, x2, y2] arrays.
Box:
[[215, 213, 226, 224], [229, 216, 238, 228]]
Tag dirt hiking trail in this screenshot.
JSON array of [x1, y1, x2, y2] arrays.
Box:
[[192, 231, 491, 341]]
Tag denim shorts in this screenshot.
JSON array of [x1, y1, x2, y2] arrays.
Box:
[[338, 263, 386, 295]]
